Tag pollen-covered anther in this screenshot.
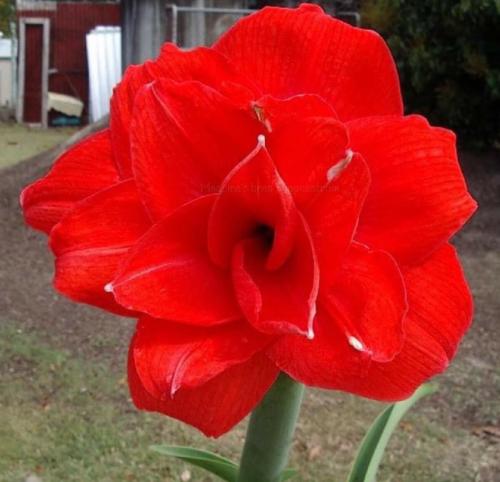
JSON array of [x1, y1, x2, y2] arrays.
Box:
[[326, 148, 354, 182], [104, 282, 114, 293], [348, 335, 365, 352], [252, 103, 273, 132]]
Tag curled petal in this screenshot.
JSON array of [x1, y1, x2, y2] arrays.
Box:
[[268, 307, 369, 389], [350, 115, 477, 265], [325, 242, 407, 362], [49, 180, 150, 315], [131, 316, 272, 397], [214, 4, 403, 120], [208, 140, 298, 270], [268, 242, 407, 373], [129, 339, 279, 437], [110, 195, 240, 325], [232, 214, 319, 338], [402, 243, 472, 360], [267, 116, 349, 207], [110, 62, 163, 177], [269, 244, 472, 400], [20, 129, 119, 234], [131, 79, 263, 220], [305, 153, 371, 283], [156, 44, 258, 105], [111, 44, 257, 177]]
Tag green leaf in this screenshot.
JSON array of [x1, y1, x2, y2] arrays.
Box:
[[150, 445, 238, 481], [151, 444, 297, 482], [347, 383, 438, 482]]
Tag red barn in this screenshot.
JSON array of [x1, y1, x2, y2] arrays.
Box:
[[16, 0, 120, 126]]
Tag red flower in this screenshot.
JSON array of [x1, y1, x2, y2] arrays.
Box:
[[21, 4, 476, 437]]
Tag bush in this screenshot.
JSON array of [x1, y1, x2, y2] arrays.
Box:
[[361, 0, 500, 149], [0, 0, 14, 37]]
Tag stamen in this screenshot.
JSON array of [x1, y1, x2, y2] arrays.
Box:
[[253, 103, 265, 123], [104, 282, 114, 293], [348, 335, 364, 352], [326, 149, 354, 182], [252, 103, 273, 132], [257, 134, 266, 147]]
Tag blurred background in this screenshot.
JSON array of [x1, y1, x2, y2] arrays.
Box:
[[0, 1, 499, 481]]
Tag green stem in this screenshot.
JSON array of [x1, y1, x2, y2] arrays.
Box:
[[237, 372, 305, 482]]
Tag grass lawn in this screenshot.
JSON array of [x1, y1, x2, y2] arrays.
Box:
[[0, 123, 76, 169], [0, 320, 496, 482], [0, 325, 194, 482]]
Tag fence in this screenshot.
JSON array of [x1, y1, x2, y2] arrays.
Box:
[[166, 2, 360, 48]]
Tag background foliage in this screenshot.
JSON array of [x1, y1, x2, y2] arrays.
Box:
[[0, 0, 14, 37], [361, 0, 500, 149]]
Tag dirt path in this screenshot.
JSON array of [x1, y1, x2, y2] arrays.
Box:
[[1, 147, 499, 481]]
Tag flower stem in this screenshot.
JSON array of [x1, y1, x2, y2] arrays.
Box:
[[237, 372, 305, 482]]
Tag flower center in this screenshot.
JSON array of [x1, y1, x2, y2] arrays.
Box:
[[254, 223, 275, 250]]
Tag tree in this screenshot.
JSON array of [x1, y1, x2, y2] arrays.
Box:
[[0, 0, 15, 37]]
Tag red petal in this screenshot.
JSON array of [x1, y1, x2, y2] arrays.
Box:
[[349, 115, 477, 265], [214, 4, 402, 120], [110, 63, 162, 178], [331, 244, 473, 400], [129, 339, 279, 437], [110, 195, 240, 325], [267, 116, 349, 207], [20, 130, 119, 234], [208, 141, 298, 270], [325, 242, 407, 362], [130, 79, 263, 220], [254, 94, 338, 130], [232, 214, 319, 338], [305, 154, 371, 286], [49, 180, 150, 315], [403, 243, 472, 360], [269, 243, 472, 400], [110, 44, 257, 178], [132, 316, 272, 397], [268, 307, 369, 389], [156, 44, 257, 105]]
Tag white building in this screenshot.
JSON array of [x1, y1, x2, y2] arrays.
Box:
[[0, 38, 13, 109]]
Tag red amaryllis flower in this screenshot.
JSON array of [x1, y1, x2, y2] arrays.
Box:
[[21, 4, 476, 437]]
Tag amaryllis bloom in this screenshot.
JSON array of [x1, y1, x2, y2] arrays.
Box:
[[21, 4, 476, 437]]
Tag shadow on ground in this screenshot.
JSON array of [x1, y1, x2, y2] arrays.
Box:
[[0, 147, 499, 481]]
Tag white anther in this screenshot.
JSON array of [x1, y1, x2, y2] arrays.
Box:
[[257, 134, 266, 147], [348, 335, 364, 352], [307, 326, 315, 340], [326, 149, 354, 182], [104, 282, 114, 293]]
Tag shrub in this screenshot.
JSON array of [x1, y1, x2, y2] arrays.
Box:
[[361, 0, 500, 149], [0, 0, 14, 37]]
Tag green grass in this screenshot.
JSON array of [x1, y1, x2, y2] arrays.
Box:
[[0, 327, 190, 482], [0, 123, 76, 169], [0, 323, 495, 482]]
